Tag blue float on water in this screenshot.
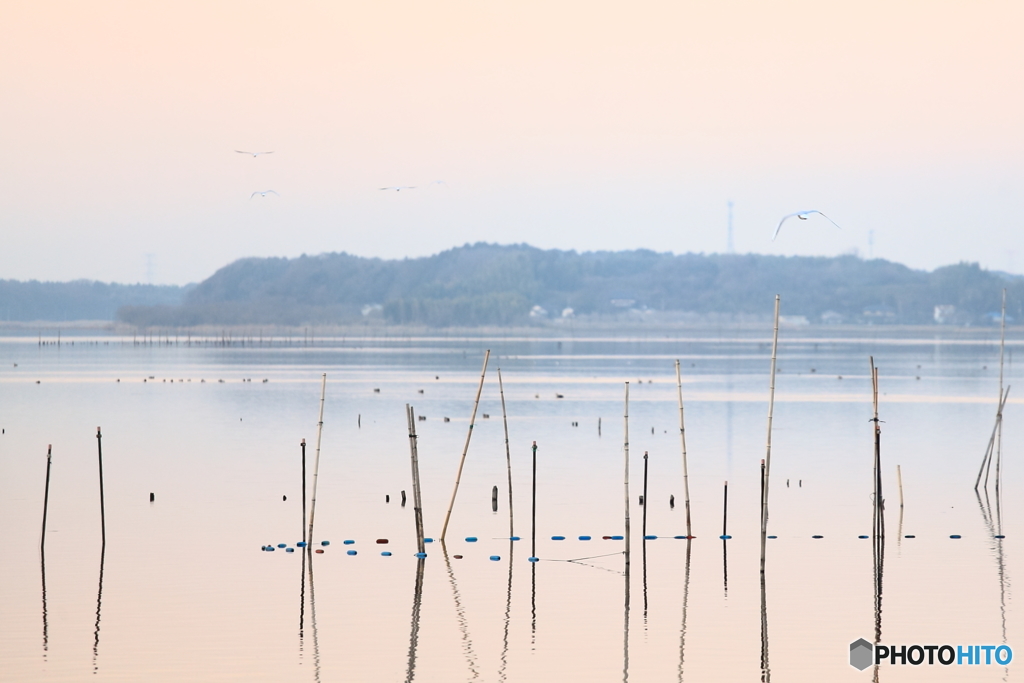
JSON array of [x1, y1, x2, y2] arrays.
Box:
[[720, 535, 732, 540], [489, 555, 500, 561], [510, 536, 521, 541], [415, 552, 427, 558], [552, 535, 565, 540], [382, 551, 392, 556], [286, 547, 295, 553], [297, 541, 307, 547], [905, 535, 916, 538], [423, 538, 434, 543], [950, 535, 962, 539], [996, 535, 1006, 539], [767, 535, 777, 539], [347, 550, 357, 556], [528, 557, 539, 562], [277, 543, 287, 548], [321, 540, 330, 546], [611, 535, 624, 540], [859, 535, 869, 539], [644, 535, 657, 540], [267, 547, 275, 552], [812, 535, 824, 539], [465, 537, 478, 542], [343, 540, 355, 545], [579, 535, 591, 541], [674, 535, 686, 540]]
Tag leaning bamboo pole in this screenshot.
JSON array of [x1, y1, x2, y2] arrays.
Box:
[[759, 295, 781, 576], [306, 374, 327, 545], [406, 405, 426, 555], [498, 369, 515, 540], [675, 360, 693, 538], [440, 350, 490, 541]]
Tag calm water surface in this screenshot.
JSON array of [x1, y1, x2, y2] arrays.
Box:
[[0, 329, 1021, 681]]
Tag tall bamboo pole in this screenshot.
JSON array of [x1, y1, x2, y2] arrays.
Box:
[[440, 350, 490, 540], [498, 369, 515, 540], [995, 288, 1007, 494], [624, 382, 631, 565], [96, 428, 106, 548], [759, 296, 780, 575], [406, 405, 426, 555], [41, 445, 53, 550], [306, 374, 327, 545], [674, 360, 692, 538]]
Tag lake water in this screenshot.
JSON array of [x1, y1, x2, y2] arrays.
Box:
[[0, 327, 1020, 681]]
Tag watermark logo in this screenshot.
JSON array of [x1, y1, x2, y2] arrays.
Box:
[[850, 639, 873, 671], [850, 640, 1012, 669]]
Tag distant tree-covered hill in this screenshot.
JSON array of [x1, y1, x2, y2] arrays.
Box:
[[114, 244, 1023, 327], [0, 280, 189, 322]]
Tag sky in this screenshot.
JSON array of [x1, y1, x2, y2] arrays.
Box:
[[2, 0, 1023, 285]]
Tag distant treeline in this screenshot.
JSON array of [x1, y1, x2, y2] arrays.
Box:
[[112, 244, 1023, 327], [0, 279, 188, 322]]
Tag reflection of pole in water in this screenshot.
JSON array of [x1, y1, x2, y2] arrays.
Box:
[[675, 540, 692, 682], [498, 540, 513, 683], [92, 544, 106, 674], [40, 545, 49, 659], [405, 558, 426, 683], [40, 444, 53, 660], [871, 528, 885, 683], [307, 550, 321, 683], [531, 440, 538, 647], [642, 451, 649, 624], [442, 542, 480, 680], [623, 541, 631, 683], [642, 536, 649, 626], [975, 486, 1010, 668], [530, 560, 537, 648], [760, 567, 770, 682], [299, 548, 306, 663]]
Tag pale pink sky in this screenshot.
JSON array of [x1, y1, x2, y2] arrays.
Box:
[[2, 0, 1022, 284]]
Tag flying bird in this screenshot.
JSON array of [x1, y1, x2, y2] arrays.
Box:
[[236, 150, 274, 157], [250, 190, 280, 198], [772, 210, 842, 241], [379, 186, 417, 191]]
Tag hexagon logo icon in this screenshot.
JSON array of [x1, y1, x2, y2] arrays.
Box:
[[850, 638, 873, 670]]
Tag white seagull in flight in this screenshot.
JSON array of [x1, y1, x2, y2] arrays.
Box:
[[772, 210, 842, 241], [236, 150, 274, 157], [250, 190, 280, 199], [379, 186, 417, 192]]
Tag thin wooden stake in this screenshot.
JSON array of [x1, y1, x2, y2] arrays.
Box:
[[531, 441, 537, 558], [306, 374, 327, 545], [96, 427, 106, 547], [760, 295, 780, 574], [440, 350, 490, 540], [675, 360, 692, 538], [406, 405, 426, 555], [498, 369, 515, 539], [722, 480, 729, 537], [300, 439, 307, 544], [41, 445, 53, 550], [897, 464, 904, 510], [624, 382, 631, 564]]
